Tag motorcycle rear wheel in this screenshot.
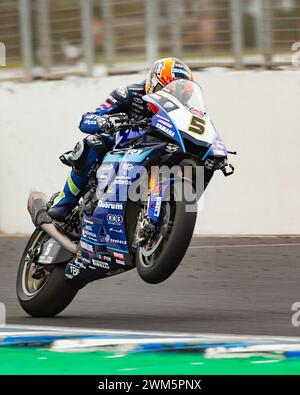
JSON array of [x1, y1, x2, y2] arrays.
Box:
[[16, 228, 79, 317]]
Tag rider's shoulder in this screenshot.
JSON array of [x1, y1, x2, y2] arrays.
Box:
[[111, 86, 129, 101], [127, 81, 146, 94], [110, 81, 146, 103]]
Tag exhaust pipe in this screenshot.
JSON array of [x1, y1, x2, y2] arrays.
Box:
[[27, 192, 77, 255]]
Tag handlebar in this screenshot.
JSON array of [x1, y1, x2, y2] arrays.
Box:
[[112, 117, 152, 132]]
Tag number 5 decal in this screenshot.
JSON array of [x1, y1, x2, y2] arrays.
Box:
[[189, 115, 205, 135]]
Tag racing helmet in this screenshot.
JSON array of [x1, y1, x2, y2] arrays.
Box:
[[145, 57, 194, 94]]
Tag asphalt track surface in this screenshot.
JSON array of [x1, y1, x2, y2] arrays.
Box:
[[1, 235, 300, 337]]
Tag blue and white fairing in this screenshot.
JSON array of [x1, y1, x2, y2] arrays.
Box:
[[66, 142, 167, 282], [143, 79, 228, 159]]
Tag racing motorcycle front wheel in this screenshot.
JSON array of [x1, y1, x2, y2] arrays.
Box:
[[135, 176, 197, 284], [16, 229, 80, 317]]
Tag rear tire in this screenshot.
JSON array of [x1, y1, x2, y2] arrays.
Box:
[[17, 229, 80, 317]]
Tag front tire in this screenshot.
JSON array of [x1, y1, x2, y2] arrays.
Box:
[[17, 229, 79, 317], [136, 178, 197, 284]]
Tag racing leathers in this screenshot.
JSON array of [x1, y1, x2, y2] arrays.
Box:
[[48, 81, 153, 221]]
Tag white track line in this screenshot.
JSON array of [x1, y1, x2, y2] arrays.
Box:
[[2, 324, 300, 343], [189, 243, 300, 249]]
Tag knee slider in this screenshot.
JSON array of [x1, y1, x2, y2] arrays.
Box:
[[69, 140, 89, 171]]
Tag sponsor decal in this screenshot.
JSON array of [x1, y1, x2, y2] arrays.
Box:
[[85, 114, 95, 119], [134, 97, 143, 104], [154, 197, 162, 217], [92, 259, 110, 269], [164, 101, 175, 109], [82, 229, 97, 239], [132, 107, 142, 114], [98, 200, 123, 210], [189, 108, 204, 118], [132, 102, 144, 111], [156, 118, 172, 128], [153, 95, 179, 113], [69, 263, 80, 276], [84, 120, 97, 125], [105, 234, 127, 245], [116, 259, 125, 265], [106, 213, 123, 225], [88, 265, 96, 270], [156, 122, 175, 137], [113, 251, 125, 260], [80, 241, 94, 253], [109, 227, 123, 234], [98, 254, 112, 262], [38, 256, 53, 264], [172, 67, 190, 78], [127, 149, 143, 155]]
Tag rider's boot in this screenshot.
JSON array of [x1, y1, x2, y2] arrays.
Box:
[[48, 170, 86, 221]]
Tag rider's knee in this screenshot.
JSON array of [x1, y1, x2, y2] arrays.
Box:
[[69, 140, 90, 172]]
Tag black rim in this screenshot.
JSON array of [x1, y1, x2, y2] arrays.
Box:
[[138, 199, 176, 268]]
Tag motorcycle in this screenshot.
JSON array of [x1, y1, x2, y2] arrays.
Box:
[[17, 79, 235, 317]]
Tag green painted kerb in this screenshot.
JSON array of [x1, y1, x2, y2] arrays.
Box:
[[0, 348, 300, 375]]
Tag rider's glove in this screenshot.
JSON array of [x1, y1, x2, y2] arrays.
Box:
[[95, 114, 114, 132], [96, 113, 129, 133], [109, 113, 129, 131]]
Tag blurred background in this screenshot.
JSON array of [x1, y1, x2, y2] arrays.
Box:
[[1, 0, 300, 81]]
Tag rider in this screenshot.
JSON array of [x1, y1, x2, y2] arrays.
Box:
[[48, 58, 194, 221]]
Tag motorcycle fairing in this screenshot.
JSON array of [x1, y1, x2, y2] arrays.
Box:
[[65, 142, 168, 283], [143, 95, 186, 153], [143, 82, 228, 159]]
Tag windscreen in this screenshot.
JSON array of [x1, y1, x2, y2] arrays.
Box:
[[159, 79, 207, 116], [146, 78, 219, 147]]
